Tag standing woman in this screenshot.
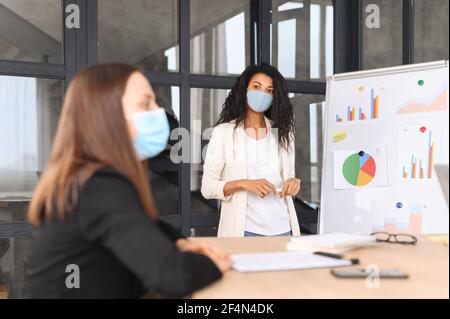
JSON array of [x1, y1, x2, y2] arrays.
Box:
[[201, 63, 301, 237], [25, 63, 230, 298]]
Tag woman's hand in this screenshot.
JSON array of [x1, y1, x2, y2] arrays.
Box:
[[278, 178, 301, 197], [240, 179, 277, 198], [176, 239, 232, 272]]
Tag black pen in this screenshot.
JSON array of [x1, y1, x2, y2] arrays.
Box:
[[314, 251, 343, 259], [314, 251, 360, 265]]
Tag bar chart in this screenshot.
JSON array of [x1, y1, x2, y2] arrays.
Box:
[[397, 123, 441, 182], [335, 87, 382, 123], [402, 130, 434, 179], [373, 202, 425, 235]]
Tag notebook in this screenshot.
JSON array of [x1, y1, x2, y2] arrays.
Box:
[[286, 233, 376, 253], [231, 251, 352, 272]]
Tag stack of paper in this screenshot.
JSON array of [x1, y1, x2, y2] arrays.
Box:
[[287, 233, 376, 253]]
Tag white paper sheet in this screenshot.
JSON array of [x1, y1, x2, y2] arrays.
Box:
[[231, 251, 352, 272]]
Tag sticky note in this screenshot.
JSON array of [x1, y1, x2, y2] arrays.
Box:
[[333, 131, 347, 143], [426, 235, 449, 246]]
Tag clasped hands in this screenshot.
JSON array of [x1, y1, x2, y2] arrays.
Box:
[[240, 177, 301, 198]]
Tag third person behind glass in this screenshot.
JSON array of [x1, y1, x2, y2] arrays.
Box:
[[201, 63, 302, 237]]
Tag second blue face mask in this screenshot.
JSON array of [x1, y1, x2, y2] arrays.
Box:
[[129, 108, 170, 160], [247, 90, 273, 113]]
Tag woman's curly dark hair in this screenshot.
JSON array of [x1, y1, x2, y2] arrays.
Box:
[[215, 63, 295, 151]]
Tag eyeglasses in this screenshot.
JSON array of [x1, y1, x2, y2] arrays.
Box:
[[371, 232, 418, 245]]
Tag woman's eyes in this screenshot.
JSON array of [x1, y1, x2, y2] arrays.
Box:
[[139, 99, 151, 110], [252, 85, 273, 94]]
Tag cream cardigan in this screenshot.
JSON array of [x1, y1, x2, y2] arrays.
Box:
[[201, 117, 301, 237]]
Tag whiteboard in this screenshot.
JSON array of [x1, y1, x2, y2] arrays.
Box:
[[319, 61, 449, 235]]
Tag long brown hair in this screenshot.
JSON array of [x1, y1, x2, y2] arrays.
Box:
[[28, 63, 158, 226]]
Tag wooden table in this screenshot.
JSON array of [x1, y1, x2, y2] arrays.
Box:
[[190, 236, 449, 299]]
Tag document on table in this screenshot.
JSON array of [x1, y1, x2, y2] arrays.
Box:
[[231, 251, 352, 272], [286, 233, 376, 253]]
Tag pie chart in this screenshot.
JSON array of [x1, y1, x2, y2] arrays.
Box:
[[342, 151, 376, 186]]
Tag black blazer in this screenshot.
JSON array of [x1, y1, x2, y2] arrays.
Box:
[[25, 167, 221, 298]]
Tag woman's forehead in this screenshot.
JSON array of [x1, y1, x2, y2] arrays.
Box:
[[249, 73, 273, 86], [127, 72, 151, 88]]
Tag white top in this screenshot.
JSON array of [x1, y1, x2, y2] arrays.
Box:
[[245, 130, 291, 235], [201, 118, 301, 237]]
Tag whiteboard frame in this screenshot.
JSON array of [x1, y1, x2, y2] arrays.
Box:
[[318, 60, 449, 234]]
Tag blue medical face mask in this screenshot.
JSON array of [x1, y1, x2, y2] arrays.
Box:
[[128, 108, 170, 160], [246, 90, 273, 113]]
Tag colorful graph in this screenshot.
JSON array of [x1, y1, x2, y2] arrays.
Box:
[[335, 88, 381, 123], [397, 84, 448, 115], [334, 148, 388, 190], [342, 152, 376, 186], [373, 203, 424, 234], [398, 125, 440, 181]]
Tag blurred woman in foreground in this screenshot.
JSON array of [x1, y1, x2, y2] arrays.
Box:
[[25, 63, 231, 298]]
